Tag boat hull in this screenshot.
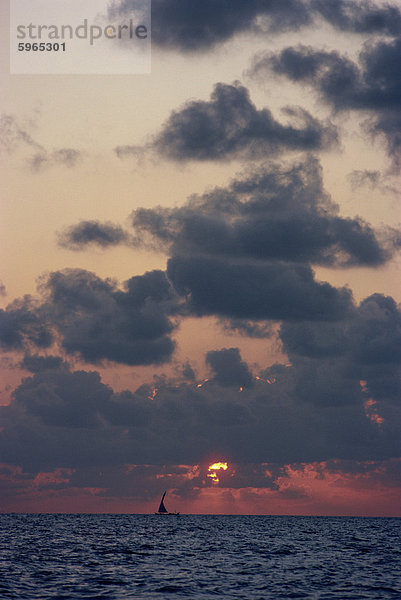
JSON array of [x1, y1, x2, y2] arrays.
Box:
[[154, 512, 180, 515]]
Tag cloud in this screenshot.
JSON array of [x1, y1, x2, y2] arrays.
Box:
[[3, 158, 398, 369], [149, 82, 338, 162], [58, 220, 130, 250], [109, 1, 401, 53], [0, 112, 82, 171], [114, 145, 146, 161], [181, 362, 196, 381], [312, 0, 401, 36], [133, 157, 396, 268], [251, 38, 401, 166], [206, 347, 254, 389], [279, 293, 401, 407], [0, 113, 41, 154], [1, 269, 180, 366], [128, 156, 401, 326], [110, 0, 312, 52], [30, 148, 82, 171], [41, 268, 179, 365], [0, 281, 6, 297], [263, 40, 401, 111], [1, 335, 399, 477], [0, 297, 53, 352], [167, 254, 353, 321], [20, 353, 66, 373], [219, 318, 274, 339], [1, 286, 400, 501], [349, 169, 380, 189]]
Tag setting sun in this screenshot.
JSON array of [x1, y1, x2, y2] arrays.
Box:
[[207, 462, 228, 483]]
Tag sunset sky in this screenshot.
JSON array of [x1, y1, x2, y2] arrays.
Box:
[[1, 0, 400, 516]]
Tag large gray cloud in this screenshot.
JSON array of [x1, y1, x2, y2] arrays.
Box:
[[147, 83, 338, 162], [0, 297, 53, 351], [1, 269, 180, 366], [1, 291, 400, 504], [167, 254, 353, 321], [280, 293, 401, 409], [251, 37, 401, 165], [109, 0, 401, 53], [4, 158, 396, 367], [130, 156, 400, 326], [110, 0, 312, 52], [42, 268, 179, 365], [133, 157, 397, 268], [0, 341, 399, 478]]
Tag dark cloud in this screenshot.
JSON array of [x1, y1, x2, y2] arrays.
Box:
[[109, 0, 401, 53], [0, 339, 399, 477], [1, 287, 400, 497], [312, 0, 401, 36], [3, 158, 397, 372], [0, 281, 6, 297], [110, 0, 312, 53], [150, 82, 337, 162], [0, 297, 53, 352], [368, 112, 401, 168], [279, 293, 401, 407], [20, 354, 66, 373], [181, 362, 196, 381], [206, 347, 254, 389], [133, 157, 395, 268], [167, 254, 353, 321], [12, 368, 113, 429], [1, 269, 180, 366], [129, 156, 401, 326], [58, 220, 129, 250], [320, 457, 401, 484], [350, 294, 401, 368], [41, 268, 179, 365], [252, 37, 401, 165], [264, 40, 401, 111]]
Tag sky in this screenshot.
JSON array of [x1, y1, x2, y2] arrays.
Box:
[[0, 0, 400, 516]]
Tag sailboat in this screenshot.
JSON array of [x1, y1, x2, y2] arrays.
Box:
[[155, 491, 179, 515]]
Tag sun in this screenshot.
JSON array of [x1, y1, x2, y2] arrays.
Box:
[[207, 462, 228, 483]]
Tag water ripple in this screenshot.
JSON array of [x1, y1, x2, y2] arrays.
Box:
[[0, 515, 400, 599]]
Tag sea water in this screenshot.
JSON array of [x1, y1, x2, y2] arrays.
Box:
[[0, 514, 400, 599]]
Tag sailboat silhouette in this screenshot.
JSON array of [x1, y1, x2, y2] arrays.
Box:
[[155, 491, 179, 515]]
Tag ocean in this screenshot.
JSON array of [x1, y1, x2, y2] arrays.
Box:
[[0, 514, 400, 599]]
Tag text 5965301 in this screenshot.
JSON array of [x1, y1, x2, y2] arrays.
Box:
[[18, 42, 66, 51]]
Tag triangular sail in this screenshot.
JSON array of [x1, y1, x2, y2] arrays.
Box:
[[158, 491, 168, 513]]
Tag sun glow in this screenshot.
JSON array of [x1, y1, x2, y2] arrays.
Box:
[[207, 462, 228, 483]]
